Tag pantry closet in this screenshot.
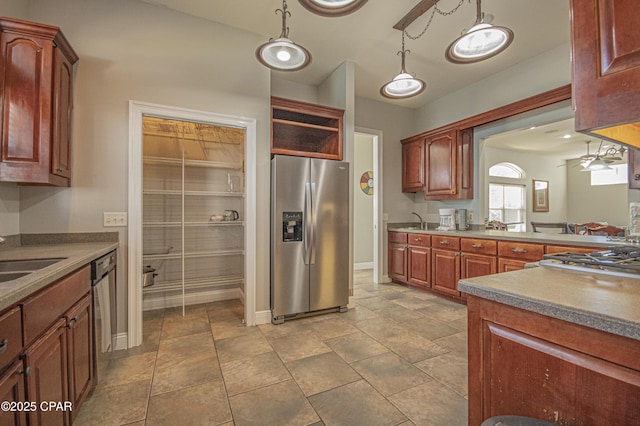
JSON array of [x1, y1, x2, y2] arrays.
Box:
[[141, 116, 245, 313]]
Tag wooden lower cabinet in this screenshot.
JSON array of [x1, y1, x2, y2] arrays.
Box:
[[468, 296, 640, 425], [408, 246, 430, 288], [498, 257, 529, 272], [24, 319, 69, 426], [66, 295, 93, 423], [0, 361, 27, 426], [389, 242, 408, 282], [431, 248, 460, 297], [461, 253, 496, 279]]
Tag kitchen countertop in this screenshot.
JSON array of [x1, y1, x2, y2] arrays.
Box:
[[0, 242, 119, 312], [387, 225, 619, 248], [459, 266, 640, 341]]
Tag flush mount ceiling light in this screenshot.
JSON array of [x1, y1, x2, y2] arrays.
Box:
[[298, 0, 368, 17], [380, 32, 425, 99], [256, 0, 311, 71], [445, 0, 514, 64]]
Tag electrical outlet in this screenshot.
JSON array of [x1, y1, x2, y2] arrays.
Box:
[[104, 212, 128, 227], [468, 211, 474, 222], [383, 213, 389, 221]]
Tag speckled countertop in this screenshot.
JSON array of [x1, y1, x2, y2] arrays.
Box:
[[387, 225, 620, 248], [459, 266, 640, 341], [0, 241, 119, 312]]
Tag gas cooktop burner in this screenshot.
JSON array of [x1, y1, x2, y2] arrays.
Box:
[[542, 246, 640, 274]]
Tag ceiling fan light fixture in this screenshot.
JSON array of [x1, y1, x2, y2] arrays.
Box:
[[256, 0, 311, 71], [298, 0, 368, 17], [580, 157, 613, 172], [445, 0, 513, 64]]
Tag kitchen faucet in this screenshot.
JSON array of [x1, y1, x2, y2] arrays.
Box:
[[412, 212, 426, 230]]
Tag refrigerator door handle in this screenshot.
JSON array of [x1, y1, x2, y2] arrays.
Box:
[[304, 182, 313, 265], [310, 182, 317, 265]]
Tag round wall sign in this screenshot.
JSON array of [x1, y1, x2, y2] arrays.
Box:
[[360, 171, 374, 195]]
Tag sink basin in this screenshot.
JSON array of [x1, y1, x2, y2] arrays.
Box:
[[0, 272, 31, 282], [0, 258, 66, 273]]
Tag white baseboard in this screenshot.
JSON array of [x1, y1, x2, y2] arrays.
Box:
[[112, 333, 129, 351], [254, 310, 272, 325], [353, 262, 374, 270], [142, 288, 243, 311]]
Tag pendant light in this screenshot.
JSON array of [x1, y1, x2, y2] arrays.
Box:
[[380, 32, 425, 99], [298, 0, 368, 17], [445, 0, 514, 64], [256, 0, 311, 71]]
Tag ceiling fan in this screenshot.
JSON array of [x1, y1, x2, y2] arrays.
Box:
[[578, 140, 626, 171]]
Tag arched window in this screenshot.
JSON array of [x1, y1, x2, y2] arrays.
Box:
[[489, 162, 525, 178], [488, 162, 526, 232]]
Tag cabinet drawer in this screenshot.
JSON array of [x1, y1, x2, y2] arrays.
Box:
[[545, 245, 599, 254], [432, 235, 460, 250], [0, 307, 22, 369], [388, 232, 408, 244], [498, 241, 544, 261], [461, 238, 497, 255], [408, 233, 430, 247], [22, 265, 91, 346]]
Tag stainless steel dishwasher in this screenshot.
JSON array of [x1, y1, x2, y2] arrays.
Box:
[[91, 250, 117, 385]]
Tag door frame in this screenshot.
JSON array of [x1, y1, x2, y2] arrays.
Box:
[[355, 127, 384, 283], [127, 101, 257, 348]]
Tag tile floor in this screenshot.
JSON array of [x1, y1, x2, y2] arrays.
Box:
[[75, 270, 469, 426]]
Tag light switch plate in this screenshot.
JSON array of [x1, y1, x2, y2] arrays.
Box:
[[104, 212, 128, 227]]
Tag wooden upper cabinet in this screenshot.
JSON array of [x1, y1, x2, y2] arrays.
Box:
[[570, 0, 640, 148], [401, 137, 424, 192], [271, 97, 344, 160], [0, 17, 78, 186], [423, 128, 473, 200]]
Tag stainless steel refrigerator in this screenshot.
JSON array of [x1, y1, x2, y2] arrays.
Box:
[[271, 155, 349, 324]]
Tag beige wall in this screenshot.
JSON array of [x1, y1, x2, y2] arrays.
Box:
[[566, 159, 629, 226], [353, 134, 374, 265], [14, 0, 272, 330]]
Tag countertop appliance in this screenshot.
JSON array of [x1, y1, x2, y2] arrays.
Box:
[[91, 250, 117, 385], [437, 208, 456, 231], [271, 155, 349, 324], [539, 246, 640, 278]]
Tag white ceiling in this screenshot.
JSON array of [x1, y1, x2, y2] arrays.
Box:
[[138, 0, 571, 109]]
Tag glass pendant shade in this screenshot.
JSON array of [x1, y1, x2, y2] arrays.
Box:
[[446, 23, 513, 63], [298, 0, 368, 17], [380, 72, 425, 99], [445, 0, 513, 64], [580, 158, 613, 171], [256, 38, 311, 71]]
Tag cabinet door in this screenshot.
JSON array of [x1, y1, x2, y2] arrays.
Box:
[[0, 30, 53, 182], [431, 248, 460, 296], [498, 258, 528, 273], [389, 242, 407, 282], [51, 47, 74, 181], [424, 130, 457, 197], [408, 246, 430, 288], [66, 294, 93, 423], [461, 253, 496, 280], [402, 138, 424, 192], [0, 361, 27, 426], [571, 0, 640, 141], [24, 318, 69, 426]]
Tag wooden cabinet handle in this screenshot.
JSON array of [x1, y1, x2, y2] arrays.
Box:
[[0, 338, 7, 354], [56, 168, 63, 173], [439, 241, 450, 245], [511, 249, 528, 254], [19, 366, 32, 376], [472, 244, 485, 249]]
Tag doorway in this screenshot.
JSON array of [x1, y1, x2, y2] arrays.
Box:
[[354, 128, 383, 284], [128, 101, 257, 348]]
